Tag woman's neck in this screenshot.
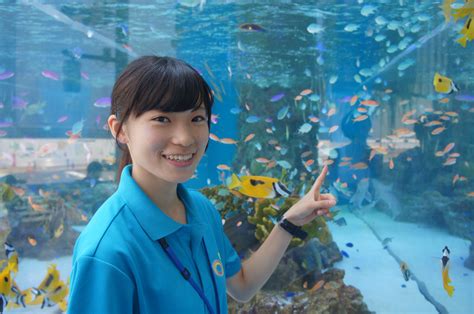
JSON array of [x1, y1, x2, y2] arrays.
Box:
[[131, 165, 185, 222]]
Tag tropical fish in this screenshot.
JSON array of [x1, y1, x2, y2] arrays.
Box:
[[227, 174, 291, 199], [270, 93, 285, 102], [433, 73, 459, 94], [0, 71, 14, 80], [298, 123, 312, 134], [441, 246, 454, 297], [400, 262, 411, 281], [431, 127, 446, 135], [360, 99, 379, 106], [350, 95, 358, 106], [30, 264, 69, 311], [57, 115, 68, 123], [353, 114, 369, 122], [239, 23, 266, 32], [244, 133, 255, 142], [41, 70, 59, 81], [219, 138, 238, 145], [300, 89, 312, 96], [93, 97, 111, 108], [217, 164, 231, 171], [4, 242, 18, 274], [457, 15, 473, 47], [307, 23, 325, 34]]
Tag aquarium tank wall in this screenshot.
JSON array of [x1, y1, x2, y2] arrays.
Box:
[[0, 0, 473, 313]]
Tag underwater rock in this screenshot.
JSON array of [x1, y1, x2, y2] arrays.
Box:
[[262, 238, 341, 291], [228, 268, 373, 314]]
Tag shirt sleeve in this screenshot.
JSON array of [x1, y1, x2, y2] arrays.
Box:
[[221, 229, 242, 278], [68, 256, 135, 314]]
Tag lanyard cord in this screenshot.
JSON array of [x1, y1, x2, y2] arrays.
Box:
[[158, 238, 216, 314]]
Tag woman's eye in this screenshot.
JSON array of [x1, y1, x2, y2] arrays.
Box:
[[153, 116, 169, 123], [193, 116, 207, 122]]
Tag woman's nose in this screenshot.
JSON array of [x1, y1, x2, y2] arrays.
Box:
[[171, 124, 196, 147]]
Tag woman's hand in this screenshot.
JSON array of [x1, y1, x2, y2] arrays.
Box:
[[283, 165, 337, 227]]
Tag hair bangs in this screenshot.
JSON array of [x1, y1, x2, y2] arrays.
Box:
[[133, 58, 213, 118]]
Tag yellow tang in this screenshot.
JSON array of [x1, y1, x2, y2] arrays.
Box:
[[228, 174, 291, 199], [433, 72, 459, 94]]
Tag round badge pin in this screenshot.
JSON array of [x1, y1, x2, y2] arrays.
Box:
[[212, 259, 224, 277]]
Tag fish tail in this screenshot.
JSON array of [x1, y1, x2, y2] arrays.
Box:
[[227, 173, 241, 190], [442, 267, 454, 297], [457, 35, 468, 47]]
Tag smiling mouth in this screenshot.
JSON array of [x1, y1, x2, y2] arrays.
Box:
[[162, 153, 195, 161]]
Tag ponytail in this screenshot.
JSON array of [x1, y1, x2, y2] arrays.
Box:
[[116, 144, 132, 184]]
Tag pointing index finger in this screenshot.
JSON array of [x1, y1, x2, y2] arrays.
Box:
[[313, 165, 328, 201]]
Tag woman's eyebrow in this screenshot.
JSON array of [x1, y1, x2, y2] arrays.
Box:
[[192, 105, 206, 112]]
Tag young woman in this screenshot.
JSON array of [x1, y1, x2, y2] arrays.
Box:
[[68, 56, 336, 314]]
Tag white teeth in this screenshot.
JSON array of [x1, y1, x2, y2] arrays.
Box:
[[164, 154, 193, 161]]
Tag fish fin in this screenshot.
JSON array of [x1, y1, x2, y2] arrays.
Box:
[[457, 36, 468, 47], [227, 173, 241, 190]]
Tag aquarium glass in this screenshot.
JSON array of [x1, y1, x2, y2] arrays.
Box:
[[0, 0, 473, 313]]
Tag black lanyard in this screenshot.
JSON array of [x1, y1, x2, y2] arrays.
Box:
[[158, 238, 217, 314]]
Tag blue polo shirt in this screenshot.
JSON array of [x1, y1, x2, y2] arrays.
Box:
[[68, 165, 242, 313]]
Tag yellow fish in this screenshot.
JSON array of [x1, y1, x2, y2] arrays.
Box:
[[457, 16, 473, 47], [228, 174, 291, 199], [441, 246, 454, 297], [452, 0, 474, 21], [5, 242, 18, 273], [433, 73, 459, 94]]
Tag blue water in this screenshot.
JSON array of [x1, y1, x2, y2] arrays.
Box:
[[1, 0, 473, 313]]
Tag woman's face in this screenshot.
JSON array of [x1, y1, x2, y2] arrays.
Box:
[[118, 104, 209, 184]]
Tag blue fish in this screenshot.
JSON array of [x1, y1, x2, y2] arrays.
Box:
[[401, 284, 406, 288], [284, 292, 296, 298], [246, 115, 261, 123], [341, 250, 350, 258], [270, 93, 285, 102], [346, 242, 354, 248], [230, 107, 241, 114], [354, 266, 360, 270]]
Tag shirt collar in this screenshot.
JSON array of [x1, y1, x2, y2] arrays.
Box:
[[116, 164, 201, 240]]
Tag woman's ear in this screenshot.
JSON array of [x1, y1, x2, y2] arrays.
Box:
[[107, 114, 128, 144]]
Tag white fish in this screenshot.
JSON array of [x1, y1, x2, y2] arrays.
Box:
[[344, 23, 360, 32], [375, 34, 386, 42], [329, 75, 338, 84], [375, 16, 388, 25], [387, 45, 398, 53], [317, 55, 324, 65], [307, 23, 325, 34], [417, 14, 430, 22], [354, 74, 362, 83], [359, 68, 374, 77], [387, 21, 400, 31], [277, 105, 290, 120], [361, 5, 377, 17], [397, 58, 415, 71], [298, 123, 312, 134]]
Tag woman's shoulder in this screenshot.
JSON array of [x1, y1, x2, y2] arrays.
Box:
[[72, 192, 136, 264]]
